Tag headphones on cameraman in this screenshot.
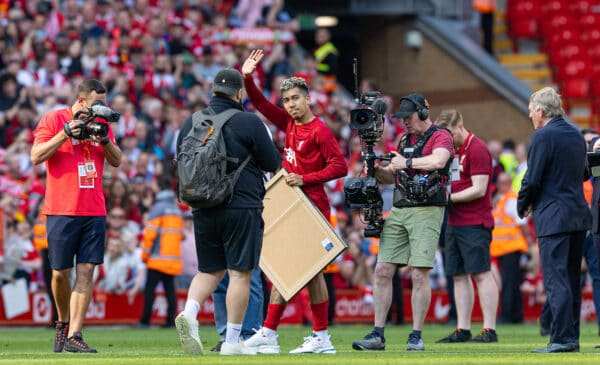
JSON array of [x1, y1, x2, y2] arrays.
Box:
[[400, 95, 430, 121]]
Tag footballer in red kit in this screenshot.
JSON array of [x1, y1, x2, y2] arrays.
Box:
[[242, 49, 346, 354]]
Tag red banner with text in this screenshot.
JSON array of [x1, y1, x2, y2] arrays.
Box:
[[0, 288, 596, 326]]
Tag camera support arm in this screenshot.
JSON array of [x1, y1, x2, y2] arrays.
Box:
[[364, 145, 394, 183]]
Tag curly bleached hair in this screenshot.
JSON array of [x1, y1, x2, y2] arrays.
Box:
[[279, 77, 309, 96]]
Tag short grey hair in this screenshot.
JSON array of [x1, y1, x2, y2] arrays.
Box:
[[530, 87, 564, 118], [279, 77, 309, 96]]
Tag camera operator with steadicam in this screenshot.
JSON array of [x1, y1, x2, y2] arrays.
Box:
[[344, 91, 393, 238], [352, 92, 453, 352], [31, 79, 121, 353]]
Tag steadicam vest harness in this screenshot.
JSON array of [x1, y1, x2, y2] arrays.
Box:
[[394, 125, 452, 207]]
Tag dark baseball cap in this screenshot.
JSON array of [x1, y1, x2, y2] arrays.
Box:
[[211, 68, 243, 96], [394, 92, 428, 119]]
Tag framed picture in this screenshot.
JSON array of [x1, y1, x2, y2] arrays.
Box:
[[260, 169, 347, 301]]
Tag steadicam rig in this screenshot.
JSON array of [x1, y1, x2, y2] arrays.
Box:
[[343, 58, 391, 238]]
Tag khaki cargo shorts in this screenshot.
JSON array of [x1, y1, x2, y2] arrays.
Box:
[[378, 206, 445, 268]]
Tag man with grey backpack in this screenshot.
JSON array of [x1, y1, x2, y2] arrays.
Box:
[[174, 68, 281, 356]]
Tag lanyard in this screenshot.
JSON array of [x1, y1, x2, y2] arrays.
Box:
[[81, 141, 92, 161], [456, 131, 473, 157]]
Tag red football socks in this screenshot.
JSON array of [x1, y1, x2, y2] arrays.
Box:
[[263, 303, 287, 331], [310, 300, 329, 331]]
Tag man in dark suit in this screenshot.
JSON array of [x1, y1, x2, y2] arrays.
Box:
[[517, 87, 591, 353], [587, 131, 600, 342], [590, 134, 600, 281]]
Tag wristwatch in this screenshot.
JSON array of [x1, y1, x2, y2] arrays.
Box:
[[406, 158, 413, 169]]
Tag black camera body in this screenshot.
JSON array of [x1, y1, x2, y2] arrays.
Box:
[[73, 101, 120, 140], [82, 121, 109, 140], [344, 86, 391, 237], [350, 92, 379, 130], [349, 91, 385, 144], [344, 176, 385, 237], [344, 177, 381, 209]]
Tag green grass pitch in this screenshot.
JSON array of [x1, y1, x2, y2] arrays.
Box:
[[1, 323, 600, 364]]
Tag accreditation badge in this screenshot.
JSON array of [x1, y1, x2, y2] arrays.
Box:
[[78, 162, 94, 189], [84, 161, 97, 178], [450, 157, 460, 181]]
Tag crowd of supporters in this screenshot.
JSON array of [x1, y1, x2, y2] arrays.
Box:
[[1, 0, 598, 326]]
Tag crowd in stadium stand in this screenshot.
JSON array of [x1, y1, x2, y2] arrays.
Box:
[[2, 0, 599, 328]]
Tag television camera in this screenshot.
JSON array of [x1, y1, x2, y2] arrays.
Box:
[[343, 59, 393, 238], [71, 100, 120, 140]]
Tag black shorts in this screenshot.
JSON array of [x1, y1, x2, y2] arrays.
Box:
[[47, 215, 106, 270], [193, 208, 264, 272], [444, 224, 492, 276]]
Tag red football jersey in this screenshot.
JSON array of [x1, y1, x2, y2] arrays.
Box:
[[448, 133, 494, 227], [244, 77, 346, 217]]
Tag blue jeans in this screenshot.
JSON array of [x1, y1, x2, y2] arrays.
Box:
[[584, 233, 600, 327], [212, 268, 264, 340]]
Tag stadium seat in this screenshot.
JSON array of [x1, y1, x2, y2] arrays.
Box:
[[569, 0, 600, 14], [581, 28, 600, 45], [589, 63, 600, 80], [508, 18, 539, 39], [543, 28, 580, 53], [540, 0, 569, 16], [540, 13, 577, 36], [549, 43, 585, 68], [562, 78, 591, 99], [555, 59, 592, 81], [590, 78, 600, 97], [586, 44, 600, 64], [580, 13, 600, 30], [507, 0, 541, 19]]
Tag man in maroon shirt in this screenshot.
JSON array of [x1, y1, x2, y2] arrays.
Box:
[[242, 49, 346, 354], [436, 109, 499, 343]]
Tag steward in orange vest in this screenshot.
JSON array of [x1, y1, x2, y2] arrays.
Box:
[[139, 189, 184, 327], [472, 0, 497, 13], [33, 200, 58, 323], [490, 173, 533, 323], [33, 212, 48, 252], [141, 190, 184, 275], [490, 190, 529, 258]]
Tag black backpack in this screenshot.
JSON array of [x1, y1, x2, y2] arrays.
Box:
[[176, 107, 250, 208]]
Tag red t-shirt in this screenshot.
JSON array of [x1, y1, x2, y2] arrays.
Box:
[[401, 125, 454, 161], [448, 133, 494, 227], [244, 77, 347, 217], [33, 108, 116, 216]]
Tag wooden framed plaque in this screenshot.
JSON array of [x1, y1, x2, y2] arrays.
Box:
[[260, 169, 347, 302]]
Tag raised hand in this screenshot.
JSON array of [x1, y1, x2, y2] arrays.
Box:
[[241, 49, 264, 77]]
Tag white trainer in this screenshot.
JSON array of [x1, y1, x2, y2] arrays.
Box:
[[220, 341, 258, 356], [243, 328, 281, 354], [175, 312, 203, 355], [289, 332, 336, 354]]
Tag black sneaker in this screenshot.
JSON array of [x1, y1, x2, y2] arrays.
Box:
[[436, 329, 472, 343], [63, 332, 97, 353], [352, 331, 386, 351], [211, 340, 224, 352], [470, 329, 498, 343], [406, 333, 424, 351], [53, 321, 69, 352]]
